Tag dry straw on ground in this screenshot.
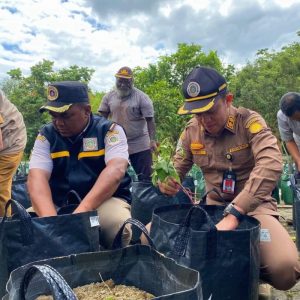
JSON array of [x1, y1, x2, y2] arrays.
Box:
[[37, 279, 155, 300]]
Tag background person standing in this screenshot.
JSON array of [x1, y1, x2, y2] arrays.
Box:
[[99, 66, 157, 181], [277, 92, 300, 171], [0, 90, 27, 216]]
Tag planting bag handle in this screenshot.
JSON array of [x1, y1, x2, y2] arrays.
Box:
[[0, 199, 33, 246], [20, 264, 77, 300], [173, 205, 217, 258], [112, 218, 156, 249]]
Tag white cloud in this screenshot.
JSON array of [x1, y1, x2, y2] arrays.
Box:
[[0, 0, 299, 92]]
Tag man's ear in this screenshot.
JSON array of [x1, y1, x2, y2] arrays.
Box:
[[226, 93, 234, 104], [84, 104, 92, 116]]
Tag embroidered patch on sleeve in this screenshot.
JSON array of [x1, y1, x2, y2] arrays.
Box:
[[249, 122, 263, 134], [36, 134, 47, 142], [245, 117, 260, 128], [107, 133, 120, 146]]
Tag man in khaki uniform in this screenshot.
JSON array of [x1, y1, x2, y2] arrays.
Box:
[[0, 90, 26, 216], [159, 66, 300, 291]]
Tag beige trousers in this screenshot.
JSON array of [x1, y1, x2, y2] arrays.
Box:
[[253, 214, 300, 290], [0, 151, 23, 216], [96, 197, 132, 249]]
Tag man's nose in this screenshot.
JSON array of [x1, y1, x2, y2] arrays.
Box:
[[199, 113, 213, 122], [55, 118, 65, 126]]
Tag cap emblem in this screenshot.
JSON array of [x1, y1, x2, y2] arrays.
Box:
[[47, 86, 59, 101], [187, 82, 200, 98], [119, 69, 130, 76]]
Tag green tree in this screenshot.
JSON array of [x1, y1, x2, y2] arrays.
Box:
[[132, 43, 227, 142], [231, 38, 300, 138], [1, 60, 95, 155]]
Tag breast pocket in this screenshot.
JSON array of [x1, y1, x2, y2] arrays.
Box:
[[126, 106, 141, 120], [231, 148, 253, 168], [193, 154, 209, 168]]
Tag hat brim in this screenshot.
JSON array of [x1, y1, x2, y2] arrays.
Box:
[[39, 102, 73, 113], [178, 98, 216, 115], [115, 74, 133, 79]]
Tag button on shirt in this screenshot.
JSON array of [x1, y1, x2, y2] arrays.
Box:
[[174, 106, 282, 215]]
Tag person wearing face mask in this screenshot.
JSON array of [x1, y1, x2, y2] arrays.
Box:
[[28, 81, 132, 249], [156, 66, 300, 294], [98, 67, 157, 181]]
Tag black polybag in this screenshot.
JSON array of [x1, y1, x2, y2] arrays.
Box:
[[4, 218, 202, 300], [130, 177, 195, 241], [0, 200, 100, 298], [150, 204, 260, 300], [11, 176, 31, 211]]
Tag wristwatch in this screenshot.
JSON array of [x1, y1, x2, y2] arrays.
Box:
[[223, 203, 244, 222]]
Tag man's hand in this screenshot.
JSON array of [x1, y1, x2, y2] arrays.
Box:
[[27, 168, 57, 217], [158, 177, 180, 196], [216, 204, 245, 231], [216, 214, 239, 230], [150, 140, 158, 152]]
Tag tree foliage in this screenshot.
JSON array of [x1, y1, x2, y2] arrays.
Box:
[[132, 43, 230, 143], [231, 40, 300, 138], [1, 60, 95, 155], [1, 38, 299, 157]]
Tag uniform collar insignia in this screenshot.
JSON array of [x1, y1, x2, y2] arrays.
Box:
[[225, 115, 236, 132]]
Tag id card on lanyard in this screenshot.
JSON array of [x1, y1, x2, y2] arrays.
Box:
[[222, 170, 236, 194], [222, 152, 236, 194]]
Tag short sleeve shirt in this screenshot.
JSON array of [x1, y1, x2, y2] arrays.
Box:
[[277, 110, 300, 149], [99, 87, 154, 154], [29, 124, 128, 173]]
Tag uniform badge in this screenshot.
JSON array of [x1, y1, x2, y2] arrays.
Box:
[[190, 142, 204, 150], [187, 82, 200, 97], [36, 134, 47, 142], [107, 133, 120, 146], [249, 122, 263, 134], [47, 86, 59, 101], [226, 116, 235, 130], [83, 138, 98, 151]]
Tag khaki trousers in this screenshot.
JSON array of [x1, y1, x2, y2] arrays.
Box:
[[96, 197, 132, 249], [0, 152, 23, 216], [253, 214, 300, 290]]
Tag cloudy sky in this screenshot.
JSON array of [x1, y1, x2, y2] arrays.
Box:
[[0, 0, 299, 92]]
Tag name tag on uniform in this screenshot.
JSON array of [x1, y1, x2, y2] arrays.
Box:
[[222, 170, 236, 194], [83, 138, 98, 151]]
